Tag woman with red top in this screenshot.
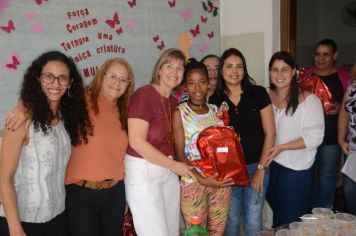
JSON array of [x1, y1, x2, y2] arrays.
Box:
[[125, 48, 194, 236]]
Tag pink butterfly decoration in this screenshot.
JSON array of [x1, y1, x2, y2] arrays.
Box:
[[0, 20, 15, 33], [30, 22, 43, 33], [127, 0, 136, 8], [168, 0, 176, 8], [127, 20, 137, 30], [116, 27, 123, 35], [190, 24, 200, 37], [3, 52, 21, 72], [106, 12, 120, 29], [153, 34, 159, 42], [180, 7, 192, 21], [157, 41, 165, 50], [0, 0, 9, 11], [25, 11, 36, 20], [201, 16, 208, 23], [207, 31, 214, 39]]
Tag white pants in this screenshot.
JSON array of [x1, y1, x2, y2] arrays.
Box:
[[124, 155, 180, 236]]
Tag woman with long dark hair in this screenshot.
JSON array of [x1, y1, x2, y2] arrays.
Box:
[[0, 51, 91, 236], [209, 48, 275, 236], [266, 51, 324, 227]]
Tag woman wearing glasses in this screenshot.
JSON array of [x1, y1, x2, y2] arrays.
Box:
[[4, 57, 135, 236], [0, 51, 91, 236], [65, 58, 134, 236]]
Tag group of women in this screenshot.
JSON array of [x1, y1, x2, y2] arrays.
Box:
[[0, 45, 354, 236]]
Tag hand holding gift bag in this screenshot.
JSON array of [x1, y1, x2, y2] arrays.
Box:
[[192, 102, 249, 186]]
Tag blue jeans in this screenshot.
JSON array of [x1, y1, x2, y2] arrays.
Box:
[[312, 144, 341, 208], [266, 162, 313, 228], [344, 175, 356, 215], [224, 163, 270, 236]]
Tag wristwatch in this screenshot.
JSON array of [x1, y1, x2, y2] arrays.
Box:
[[257, 163, 265, 170]]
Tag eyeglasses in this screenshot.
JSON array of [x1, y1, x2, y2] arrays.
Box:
[[40, 72, 72, 86], [104, 72, 130, 85], [206, 66, 218, 74]]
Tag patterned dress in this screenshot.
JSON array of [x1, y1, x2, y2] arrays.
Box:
[[345, 83, 356, 151], [178, 102, 231, 236]]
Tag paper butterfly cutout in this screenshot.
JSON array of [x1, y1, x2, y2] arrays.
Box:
[[168, 0, 176, 8], [200, 44, 208, 53], [0, 0, 9, 11], [116, 27, 123, 35], [201, 16, 208, 23], [153, 35, 159, 42], [31, 22, 43, 33], [190, 24, 200, 37], [0, 20, 15, 33], [127, 20, 137, 30], [157, 41, 165, 50], [106, 12, 120, 29], [35, 0, 48, 5], [25, 11, 36, 20], [207, 31, 214, 39], [3, 52, 21, 72], [128, 0, 136, 8]]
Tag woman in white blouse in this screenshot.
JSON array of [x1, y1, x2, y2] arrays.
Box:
[[265, 51, 325, 228], [0, 51, 91, 236]]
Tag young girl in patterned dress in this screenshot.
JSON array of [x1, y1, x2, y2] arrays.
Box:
[[172, 58, 233, 236]]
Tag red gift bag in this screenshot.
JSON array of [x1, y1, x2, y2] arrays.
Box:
[[298, 68, 336, 113], [194, 125, 249, 186]]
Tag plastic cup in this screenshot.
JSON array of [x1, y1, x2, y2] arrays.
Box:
[[312, 207, 334, 219], [275, 229, 299, 236], [300, 214, 319, 224], [334, 213, 356, 230], [255, 230, 275, 236]]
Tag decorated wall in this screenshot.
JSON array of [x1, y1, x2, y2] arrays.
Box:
[[0, 0, 220, 130]]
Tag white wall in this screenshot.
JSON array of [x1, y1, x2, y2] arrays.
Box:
[[220, 0, 280, 86]]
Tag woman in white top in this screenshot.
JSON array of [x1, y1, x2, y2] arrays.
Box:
[[0, 51, 91, 236], [265, 51, 324, 227]]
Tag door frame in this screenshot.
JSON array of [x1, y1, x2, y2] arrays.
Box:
[[280, 0, 297, 58]]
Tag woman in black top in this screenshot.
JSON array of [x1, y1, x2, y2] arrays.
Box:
[[209, 48, 275, 236]]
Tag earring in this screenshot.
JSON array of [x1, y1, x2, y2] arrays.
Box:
[[67, 86, 71, 98]]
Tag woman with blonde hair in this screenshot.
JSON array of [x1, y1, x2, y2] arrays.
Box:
[[125, 48, 194, 236]]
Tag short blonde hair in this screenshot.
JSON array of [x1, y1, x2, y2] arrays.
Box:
[[150, 48, 186, 85]]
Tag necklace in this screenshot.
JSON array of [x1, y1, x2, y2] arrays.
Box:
[[188, 99, 206, 109], [159, 95, 173, 146]]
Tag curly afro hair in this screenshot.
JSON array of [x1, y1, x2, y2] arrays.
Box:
[[20, 50, 92, 146]]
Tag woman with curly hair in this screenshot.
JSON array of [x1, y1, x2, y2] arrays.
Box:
[[0, 50, 92, 236], [65, 57, 135, 236]]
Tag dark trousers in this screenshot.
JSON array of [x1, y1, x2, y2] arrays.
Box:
[[266, 161, 313, 228], [65, 180, 126, 236], [0, 212, 66, 236]]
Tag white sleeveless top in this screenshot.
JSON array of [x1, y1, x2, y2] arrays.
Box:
[[0, 121, 71, 223]]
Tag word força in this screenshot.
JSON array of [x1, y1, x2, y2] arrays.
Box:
[[67, 8, 90, 19]]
